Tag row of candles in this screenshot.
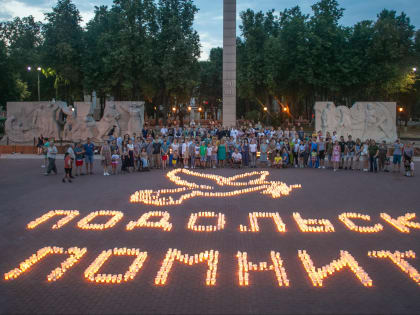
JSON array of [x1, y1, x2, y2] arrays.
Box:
[[5, 248, 419, 286], [47, 247, 87, 281], [170, 169, 271, 187], [187, 212, 226, 232], [84, 248, 148, 284], [293, 212, 335, 233], [368, 250, 420, 285], [77, 211, 124, 230], [339, 213, 384, 233], [154, 249, 219, 286], [380, 213, 420, 233], [27, 210, 80, 230], [4, 246, 86, 282], [4, 247, 64, 280], [126, 211, 173, 231], [25, 211, 420, 233], [240, 212, 286, 232], [237, 251, 289, 286], [129, 169, 302, 206], [298, 250, 373, 287]]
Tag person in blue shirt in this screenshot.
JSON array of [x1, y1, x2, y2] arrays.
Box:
[[308, 137, 318, 168], [83, 137, 95, 175]]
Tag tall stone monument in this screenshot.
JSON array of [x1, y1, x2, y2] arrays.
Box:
[[223, 0, 236, 127]]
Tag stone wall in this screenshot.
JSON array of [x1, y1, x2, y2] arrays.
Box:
[[314, 102, 397, 143]]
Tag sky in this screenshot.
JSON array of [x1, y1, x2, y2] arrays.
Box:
[[0, 0, 419, 60]]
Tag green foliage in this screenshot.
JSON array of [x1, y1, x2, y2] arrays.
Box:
[[42, 0, 84, 102], [0, 0, 418, 121], [198, 47, 223, 110], [244, 109, 260, 123], [155, 0, 201, 111], [238, 0, 418, 122], [0, 42, 20, 106], [0, 16, 43, 101]]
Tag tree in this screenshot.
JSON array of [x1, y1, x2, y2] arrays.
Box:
[[154, 0, 201, 119], [42, 0, 84, 102], [0, 16, 43, 101], [237, 9, 278, 116], [264, 6, 313, 117], [197, 47, 223, 116]]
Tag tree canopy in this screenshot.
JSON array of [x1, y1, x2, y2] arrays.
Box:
[[0, 0, 418, 121]]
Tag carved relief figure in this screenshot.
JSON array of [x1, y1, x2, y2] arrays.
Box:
[[32, 102, 60, 139], [121, 102, 144, 135], [97, 102, 121, 140], [336, 106, 352, 138]]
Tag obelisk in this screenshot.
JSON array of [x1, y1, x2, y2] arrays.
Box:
[[223, 0, 236, 127]]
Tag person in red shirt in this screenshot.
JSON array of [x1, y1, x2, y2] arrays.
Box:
[[63, 152, 72, 183]]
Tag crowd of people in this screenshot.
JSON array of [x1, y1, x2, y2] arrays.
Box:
[[36, 123, 416, 183]]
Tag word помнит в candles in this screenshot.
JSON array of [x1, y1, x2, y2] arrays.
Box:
[[26, 210, 420, 234], [4, 248, 420, 288]]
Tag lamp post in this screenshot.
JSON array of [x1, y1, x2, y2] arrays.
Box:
[[263, 107, 268, 126], [37, 67, 41, 101], [27, 66, 42, 101]]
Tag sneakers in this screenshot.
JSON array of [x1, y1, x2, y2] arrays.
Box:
[[41, 165, 46, 168]]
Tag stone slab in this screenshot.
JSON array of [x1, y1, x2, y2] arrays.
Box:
[[314, 102, 398, 143]]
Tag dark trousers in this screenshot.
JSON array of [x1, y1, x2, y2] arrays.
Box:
[[47, 158, 57, 174], [369, 156, 378, 172]]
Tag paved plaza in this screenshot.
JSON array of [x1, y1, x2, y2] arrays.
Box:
[[1, 159, 420, 314]]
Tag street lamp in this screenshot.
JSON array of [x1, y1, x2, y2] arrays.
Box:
[[198, 107, 202, 112], [188, 106, 192, 111], [413, 67, 417, 72], [172, 107, 176, 112], [398, 107, 404, 113], [27, 66, 41, 101], [263, 107, 268, 112]]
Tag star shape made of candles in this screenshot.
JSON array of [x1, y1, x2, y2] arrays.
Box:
[[130, 169, 301, 206]]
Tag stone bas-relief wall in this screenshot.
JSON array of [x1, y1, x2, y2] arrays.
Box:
[[3, 101, 64, 144], [2, 101, 145, 144], [314, 102, 397, 143]]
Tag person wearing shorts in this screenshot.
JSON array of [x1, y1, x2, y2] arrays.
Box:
[[161, 141, 169, 170], [74, 143, 84, 176]]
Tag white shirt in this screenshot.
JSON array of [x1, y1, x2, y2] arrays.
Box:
[[232, 152, 242, 161], [207, 146, 212, 156], [127, 144, 134, 151], [249, 143, 257, 153], [160, 127, 168, 135], [67, 147, 75, 160], [181, 143, 187, 154]]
